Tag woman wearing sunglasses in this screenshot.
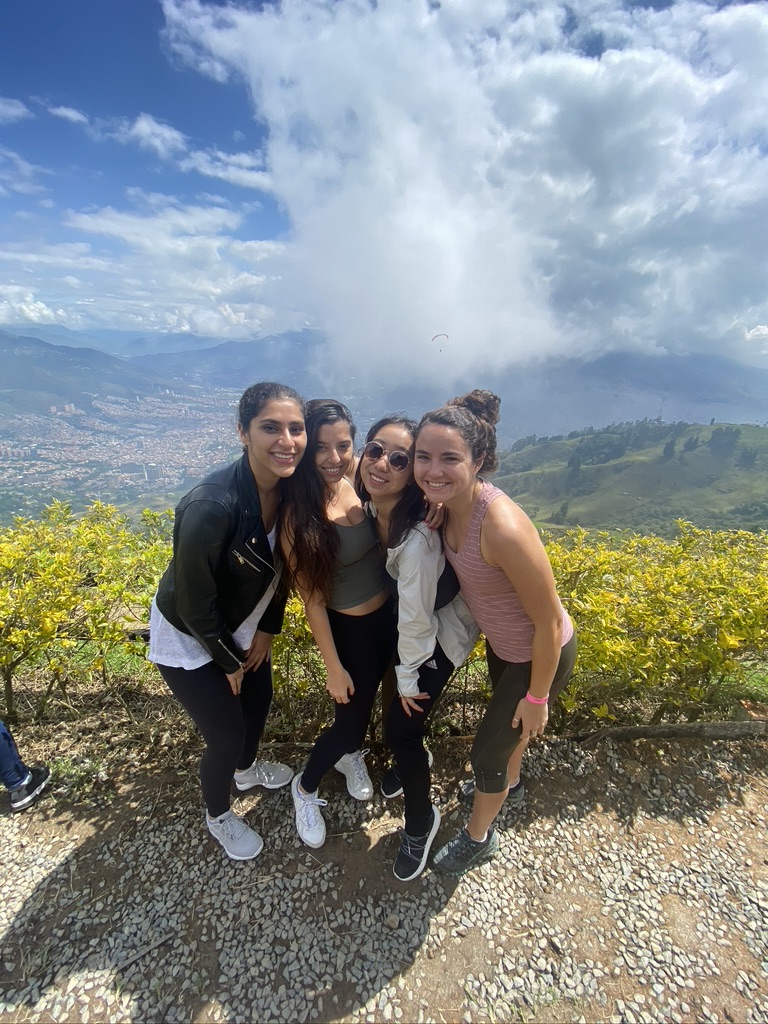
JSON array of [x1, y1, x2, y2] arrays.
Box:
[[356, 417, 479, 881], [280, 399, 396, 848], [414, 390, 576, 876]]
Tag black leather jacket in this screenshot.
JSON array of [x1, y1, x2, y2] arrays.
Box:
[[154, 452, 285, 673]]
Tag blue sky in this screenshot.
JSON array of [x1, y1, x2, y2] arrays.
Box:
[[1, 0, 768, 383]]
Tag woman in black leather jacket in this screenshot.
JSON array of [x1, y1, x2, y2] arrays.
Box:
[[149, 381, 306, 860]]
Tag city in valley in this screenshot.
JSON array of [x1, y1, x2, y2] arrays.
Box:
[[0, 388, 244, 524]]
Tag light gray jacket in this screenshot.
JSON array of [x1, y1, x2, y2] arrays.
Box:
[[385, 522, 479, 697]]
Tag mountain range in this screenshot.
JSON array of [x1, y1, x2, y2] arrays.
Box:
[[2, 327, 768, 441]]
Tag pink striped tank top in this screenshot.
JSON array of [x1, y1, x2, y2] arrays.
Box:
[[443, 481, 573, 663]]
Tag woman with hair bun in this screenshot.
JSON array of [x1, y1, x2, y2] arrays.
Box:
[[414, 389, 576, 875]]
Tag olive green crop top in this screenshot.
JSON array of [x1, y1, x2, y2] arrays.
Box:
[[328, 518, 388, 611]]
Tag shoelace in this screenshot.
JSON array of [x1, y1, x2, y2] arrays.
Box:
[[298, 792, 328, 824], [400, 829, 429, 858], [218, 815, 248, 841], [350, 748, 370, 785]]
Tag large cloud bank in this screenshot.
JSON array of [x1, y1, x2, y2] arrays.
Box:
[[161, 0, 768, 379]]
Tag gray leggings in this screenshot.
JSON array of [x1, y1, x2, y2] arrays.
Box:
[[471, 633, 577, 794]]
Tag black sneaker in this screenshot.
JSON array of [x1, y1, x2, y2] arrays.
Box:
[[393, 805, 441, 882], [380, 766, 403, 799], [381, 747, 434, 800], [459, 777, 525, 805], [10, 766, 51, 812], [432, 826, 499, 876]]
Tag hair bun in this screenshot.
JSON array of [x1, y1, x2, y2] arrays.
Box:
[[448, 389, 500, 426]]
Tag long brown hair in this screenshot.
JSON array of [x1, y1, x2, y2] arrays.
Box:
[[281, 399, 355, 603]]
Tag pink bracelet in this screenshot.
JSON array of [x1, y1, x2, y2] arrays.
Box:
[[525, 692, 549, 705]]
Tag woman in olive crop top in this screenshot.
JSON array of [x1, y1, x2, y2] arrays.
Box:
[[280, 399, 396, 849]]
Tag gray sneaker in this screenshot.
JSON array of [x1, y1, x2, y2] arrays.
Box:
[[291, 775, 328, 848], [334, 749, 373, 801], [206, 811, 263, 860], [432, 827, 499, 876], [234, 758, 293, 792]]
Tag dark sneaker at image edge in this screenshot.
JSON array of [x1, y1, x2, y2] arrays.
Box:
[[10, 766, 51, 812]]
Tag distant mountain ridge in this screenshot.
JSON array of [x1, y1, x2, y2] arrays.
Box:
[[1, 327, 767, 438], [0, 331, 187, 414]]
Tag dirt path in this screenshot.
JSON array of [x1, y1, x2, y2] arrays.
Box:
[[1, 736, 767, 1023]]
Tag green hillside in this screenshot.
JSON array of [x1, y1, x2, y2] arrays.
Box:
[[494, 420, 768, 536]]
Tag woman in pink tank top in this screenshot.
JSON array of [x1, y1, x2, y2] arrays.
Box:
[[414, 390, 577, 876]]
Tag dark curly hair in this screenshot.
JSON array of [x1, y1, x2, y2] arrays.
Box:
[[281, 399, 355, 603], [417, 389, 500, 473]]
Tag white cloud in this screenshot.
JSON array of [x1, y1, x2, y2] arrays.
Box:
[[180, 148, 272, 191], [0, 146, 48, 197], [117, 112, 189, 159], [0, 97, 32, 124], [48, 105, 89, 126], [159, 0, 768, 382], [0, 189, 306, 338]]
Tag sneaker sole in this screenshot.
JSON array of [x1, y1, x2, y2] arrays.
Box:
[[381, 784, 403, 799], [207, 827, 264, 861], [393, 805, 441, 882], [234, 777, 292, 792]]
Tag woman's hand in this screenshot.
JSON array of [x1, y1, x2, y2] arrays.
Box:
[[326, 667, 356, 704], [399, 692, 430, 717], [423, 501, 445, 530], [243, 631, 273, 672], [511, 697, 549, 739], [226, 666, 245, 695]]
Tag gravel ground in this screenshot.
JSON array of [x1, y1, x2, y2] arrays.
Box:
[[1, 736, 767, 1024]]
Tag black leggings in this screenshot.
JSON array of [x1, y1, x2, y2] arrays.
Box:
[[472, 633, 578, 793], [385, 641, 455, 835], [157, 659, 273, 818], [301, 599, 397, 794]]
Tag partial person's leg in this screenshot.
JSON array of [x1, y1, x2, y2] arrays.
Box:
[[0, 719, 28, 791], [158, 663, 245, 818], [237, 660, 274, 768], [386, 644, 453, 835], [234, 660, 293, 790]]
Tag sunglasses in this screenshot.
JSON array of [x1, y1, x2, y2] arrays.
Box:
[[361, 441, 411, 472]]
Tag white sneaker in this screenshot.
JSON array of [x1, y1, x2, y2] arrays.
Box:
[[291, 774, 327, 848], [234, 758, 293, 792], [206, 811, 263, 860], [334, 749, 373, 801]]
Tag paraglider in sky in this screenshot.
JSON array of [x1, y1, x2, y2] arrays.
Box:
[[431, 333, 449, 344]]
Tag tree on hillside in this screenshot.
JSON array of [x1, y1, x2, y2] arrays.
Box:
[[707, 426, 741, 456], [736, 447, 758, 470]]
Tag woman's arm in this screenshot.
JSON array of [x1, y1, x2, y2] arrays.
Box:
[[482, 498, 564, 736]]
